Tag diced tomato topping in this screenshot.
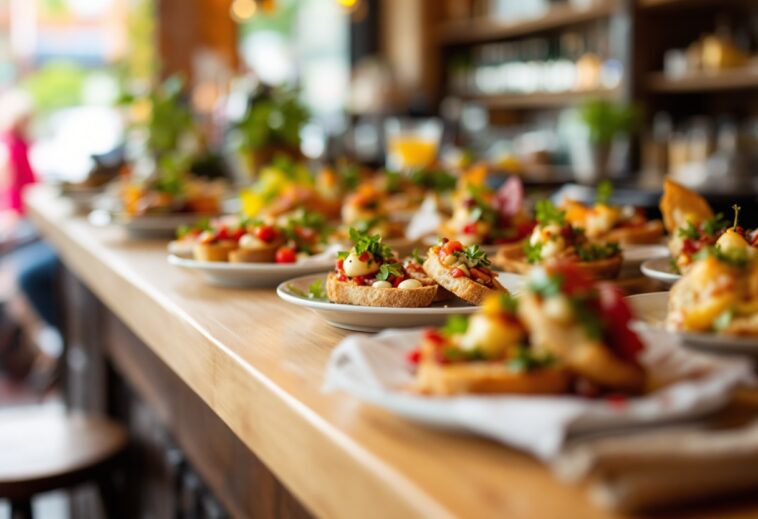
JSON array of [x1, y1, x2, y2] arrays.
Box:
[[338, 274, 347, 282], [336, 259, 344, 271], [682, 239, 699, 255], [216, 227, 230, 240], [256, 225, 279, 244], [451, 268, 466, 278], [606, 394, 628, 410], [547, 261, 594, 296], [232, 227, 246, 241], [463, 223, 478, 235], [359, 251, 371, 262], [442, 240, 464, 256], [515, 220, 536, 240], [294, 226, 316, 242], [392, 275, 406, 287], [353, 275, 366, 286], [406, 348, 421, 365], [424, 329, 445, 345], [596, 282, 645, 362], [275, 247, 297, 264]]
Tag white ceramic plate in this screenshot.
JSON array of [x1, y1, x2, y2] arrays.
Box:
[[640, 257, 681, 285], [627, 292, 758, 357], [277, 272, 525, 332], [89, 210, 220, 239], [168, 255, 334, 288]]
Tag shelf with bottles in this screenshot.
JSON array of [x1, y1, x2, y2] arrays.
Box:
[[648, 66, 758, 93], [446, 25, 625, 105], [438, 0, 619, 45], [460, 87, 619, 109]]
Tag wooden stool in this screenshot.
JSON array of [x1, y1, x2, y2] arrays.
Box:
[[0, 409, 128, 519]]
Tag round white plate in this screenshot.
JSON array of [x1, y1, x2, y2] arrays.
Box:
[[627, 292, 758, 357], [640, 257, 681, 285], [168, 255, 333, 288], [90, 210, 220, 239], [277, 272, 524, 332]]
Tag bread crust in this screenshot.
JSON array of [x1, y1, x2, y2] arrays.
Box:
[[325, 272, 436, 307], [416, 357, 570, 395], [193, 241, 238, 262], [423, 253, 506, 305], [228, 246, 277, 263], [494, 244, 623, 280], [660, 178, 713, 233], [518, 292, 645, 392]]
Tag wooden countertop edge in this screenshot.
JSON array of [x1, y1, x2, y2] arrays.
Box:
[[25, 191, 454, 519]]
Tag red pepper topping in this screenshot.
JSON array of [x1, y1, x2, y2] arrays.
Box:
[[451, 268, 465, 278], [463, 223, 478, 235], [353, 275, 366, 286], [424, 329, 445, 345], [336, 259, 344, 271], [406, 348, 422, 365]]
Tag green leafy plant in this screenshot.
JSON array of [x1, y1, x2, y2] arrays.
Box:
[[233, 85, 309, 153], [578, 99, 641, 145]]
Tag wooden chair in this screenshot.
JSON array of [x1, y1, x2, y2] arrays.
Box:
[[0, 409, 128, 519]]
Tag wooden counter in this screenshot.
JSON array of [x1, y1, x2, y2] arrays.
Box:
[[25, 186, 758, 519]]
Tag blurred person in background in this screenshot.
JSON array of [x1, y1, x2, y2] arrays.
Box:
[[0, 90, 61, 396]]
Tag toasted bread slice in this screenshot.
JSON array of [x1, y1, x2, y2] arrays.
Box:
[[660, 178, 713, 233], [326, 272, 436, 307], [406, 268, 453, 302], [494, 244, 623, 280], [193, 241, 238, 262], [416, 358, 569, 395], [518, 292, 645, 392], [602, 220, 664, 245], [423, 254, 506, 305], [228, 246, 277, 263]]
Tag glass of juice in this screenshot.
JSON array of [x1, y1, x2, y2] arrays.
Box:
[[384, 117, 442, 171]]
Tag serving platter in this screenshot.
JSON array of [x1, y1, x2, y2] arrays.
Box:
[[627, 292, 758, 357], [90, 209, 222, 239], [168, 255, 334, 288], [277, 272, 525, 332], [640, 257, 681, 285]]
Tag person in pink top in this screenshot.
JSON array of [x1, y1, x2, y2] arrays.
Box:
[[0, 90, 37, 216]]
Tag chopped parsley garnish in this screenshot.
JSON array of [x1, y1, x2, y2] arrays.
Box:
[[703, 213, 729, 236], [442, 315, 469, 337], [569, 298, 604, 340], [535, 199, 566, 226], [347, 228, 393, 260], [376, 262, 404, 281], [524, 241, 543, 264], [176, 218, 211, 238], [409, 168, 457, 193], [677, 222, 700, 240], [575, 242, 620, 261], [307, 279, 326, 300], [443, 346, 486, 362], [461, 244, 491, 268], [596, 180, 613, 205], [507, 346, 555, 373]]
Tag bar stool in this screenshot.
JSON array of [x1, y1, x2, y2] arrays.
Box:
[[0, 409, 128, 519]]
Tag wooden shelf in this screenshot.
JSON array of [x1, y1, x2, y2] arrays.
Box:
[[461, 88, 619, 109], [647, 68, 758, 93], [438, 1, 618, 45], [638, 0, 753, 10]]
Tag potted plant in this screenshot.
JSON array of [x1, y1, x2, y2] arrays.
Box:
[[230, 84, 310, 178], [577, 98, 640, 183]]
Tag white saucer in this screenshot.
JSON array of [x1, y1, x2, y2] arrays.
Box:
[[640, 257, 681, 285]]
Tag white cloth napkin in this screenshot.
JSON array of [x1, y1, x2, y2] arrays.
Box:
[[324, 328, 754, 460], [405, 195, 443, 241]]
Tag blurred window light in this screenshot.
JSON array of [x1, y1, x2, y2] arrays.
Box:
[[66, 0, 113, 18], [230, 0, 257, 23]]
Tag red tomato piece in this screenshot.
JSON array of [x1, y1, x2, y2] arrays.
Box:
[[256, 225, 279, 244], [275, 247, 297, 264]]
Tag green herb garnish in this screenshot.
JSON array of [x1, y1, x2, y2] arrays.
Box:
[[524, 241, 543, 264], [714, 309, 734, 332], [461, 244, 492, 268], [442, 315, 469, 337], [507, 346, 555, 373], [308, 279, 327, 299], [575, 242, 620, 261], [596, 180, 613, 205], [535, 199, 566, 226], [347, 228, 393, 260], [410, 248, 425, 264], [376, 262, 404, 281], [703, 213, 729, 236]]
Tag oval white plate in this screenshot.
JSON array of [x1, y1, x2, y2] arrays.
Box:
[[168, 255, 333, 288], [627, 292, 758, 357], [277, 272, 524, 332], [640, 257, 681, 285], [90, 210, 221, 239]]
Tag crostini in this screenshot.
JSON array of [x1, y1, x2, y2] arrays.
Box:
[[562, 181, 664, 245], [423, 239, 506, 305], [404, 249, 453, 302], [494, 200, 623, 279], [659, 179, 730, 272], [327, 229, 437, 308], [518, 262, 646, 393], [410, 294, 569, 395], [667, 210, 758, 336], [440, 169, 534, 247]]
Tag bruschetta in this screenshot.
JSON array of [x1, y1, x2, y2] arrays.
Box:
[[327, 229, 437, 308], [423, 239, 506, 305], [494, 200, 623, 280]]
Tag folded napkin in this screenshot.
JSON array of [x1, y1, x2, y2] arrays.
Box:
[[405, 195, 443, 241], [324, 328, 754, 460], [554, 413, 758, 512]]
